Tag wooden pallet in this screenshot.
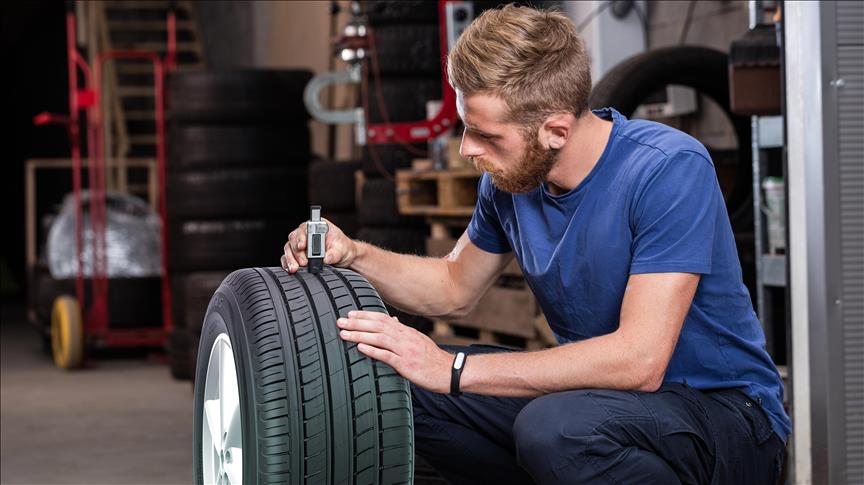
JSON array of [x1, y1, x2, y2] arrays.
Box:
[[396, 168, 480, 217], [430, 313, 556, 351]]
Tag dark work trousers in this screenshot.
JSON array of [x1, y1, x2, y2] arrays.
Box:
[[411, 344, 786, 485]]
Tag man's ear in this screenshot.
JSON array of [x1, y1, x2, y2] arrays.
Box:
[[538, 113, 573, 150]]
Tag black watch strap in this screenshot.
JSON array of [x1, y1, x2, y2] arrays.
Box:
[[450, 352, 467, 396]]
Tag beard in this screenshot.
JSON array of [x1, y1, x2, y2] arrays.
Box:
[[473, 130, 559, 194]]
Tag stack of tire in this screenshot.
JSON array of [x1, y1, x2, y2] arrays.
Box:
[[307, 158, 362, 238], [357, 1, 443, 335], [166, 70, 313, 380]]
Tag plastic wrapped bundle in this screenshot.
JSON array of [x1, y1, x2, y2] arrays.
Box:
[[47, 191, 162, 278]]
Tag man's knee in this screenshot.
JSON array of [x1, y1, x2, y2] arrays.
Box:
[[512, 391, 600, 477]]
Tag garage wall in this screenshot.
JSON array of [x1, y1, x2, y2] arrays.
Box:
[[196, 1, 357, 161], [252, 1, 357, 161], [647, 0, 750, 149]]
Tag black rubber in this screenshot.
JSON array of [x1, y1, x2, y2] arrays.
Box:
[[366, 77, 442, 123], [168, 218, 298, 272], [166, 166, 309, 219], [168, 70, 313, 123], [588, 46, 752, 224], [171, 271, 232, 382], [361, 143, 427, 177], [169, 327, 193, 380], [359, 178, 424, 227], [356, 227, 428, 255], [308, 160, 362, 211], [371, 25, 441, 76], [364, 0, 439, 25], [168, 124, 311, 171], [192, 267, 414, 484], [322, 211, 361, 239]]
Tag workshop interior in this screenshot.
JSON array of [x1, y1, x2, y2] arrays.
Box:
[[0, 1, 861, 484]]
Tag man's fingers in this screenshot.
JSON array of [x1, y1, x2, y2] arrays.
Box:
[[340, 330, 396, 352], [355, 343, 398, 365], [347, 310, 394, 322], [281, 253, 299, 273], [337, 316, 385, 333]]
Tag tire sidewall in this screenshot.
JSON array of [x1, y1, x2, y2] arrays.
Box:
[[192, 283, 258, 485]]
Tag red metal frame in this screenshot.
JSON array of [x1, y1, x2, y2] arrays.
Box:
[[34, 4, 176, 350], [364, 0, 459, 145]]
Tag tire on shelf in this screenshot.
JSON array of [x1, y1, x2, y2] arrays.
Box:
[[365, 77, 442, 123], [167, 166, 309, 219], [321, 211, 361, 239], [169, 218, 300, 272], [308, 159, 362, 211], [192, 267, 414, 484], [364, 0, 438, 25], [168, 124, 310, 171], [371, 24, 441, 75], [168, 70, 313, 123], [359, 178, 425, 227], [361, 143, 427, 177], [588, 46, 752, 225], [169, 327, 193, 380]]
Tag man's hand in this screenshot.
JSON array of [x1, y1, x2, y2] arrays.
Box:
[[337, 310, 454, 394], [281, 218, 359, 273]]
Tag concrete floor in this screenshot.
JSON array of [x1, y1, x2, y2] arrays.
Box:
[[1, 303, 192, 485]]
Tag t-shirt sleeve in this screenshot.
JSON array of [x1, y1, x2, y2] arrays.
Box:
[[467, 174, 511, 253], [629, 150, 720, 275]]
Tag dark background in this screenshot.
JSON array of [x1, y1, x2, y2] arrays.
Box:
[[2, 1, 69, 303]]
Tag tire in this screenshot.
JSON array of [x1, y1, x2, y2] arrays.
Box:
[[168, 124, 311, 171], [308, 160, 361, 211], [362, 143, 427, 177], [169, 328, 193, 380], [588, 46, 752, 224], [356, 227, 428, 255], [167, 166, 309, 219], [322, 211, 361, 239], [366, 77, 442, 123], [172, 271, 233, 384], [168, 70, 313, 123], [192, 267, 414, 484], [372, 25, 441, 75], [365, 0, 438, 25], [51, 295, 84, 369], [359, 178, 424, 227], [388, 306, 433, 335], [169, 218, 297, 272], [36, 274, 161, 331]]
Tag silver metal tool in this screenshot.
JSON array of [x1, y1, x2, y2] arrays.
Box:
[[306, 206, 328, 274]]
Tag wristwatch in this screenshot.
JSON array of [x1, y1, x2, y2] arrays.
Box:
[[450, 352, 467, 396]]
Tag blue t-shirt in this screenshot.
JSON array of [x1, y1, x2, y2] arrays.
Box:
[[467, 107, 791, 441]]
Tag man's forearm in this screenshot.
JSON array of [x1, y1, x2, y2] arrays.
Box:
[[349, 241, 464, 317], [459, 330, 660, 397]]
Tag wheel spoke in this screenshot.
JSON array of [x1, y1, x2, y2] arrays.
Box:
[[225, 447, 242, 484], [220, 345, 239, 435], [201, 333, 242, 485], [204, 399, 223, 452], [225, 403, 242, 450]]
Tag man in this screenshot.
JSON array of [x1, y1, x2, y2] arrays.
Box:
[[282, 4, 789, 484]]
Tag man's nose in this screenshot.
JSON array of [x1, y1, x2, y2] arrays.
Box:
[[460, 131, 483, 159]]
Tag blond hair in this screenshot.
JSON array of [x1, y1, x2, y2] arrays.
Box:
[[447, 4, 591, 128]]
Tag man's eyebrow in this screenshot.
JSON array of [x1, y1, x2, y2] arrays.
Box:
[[464, 124, 498, 137]]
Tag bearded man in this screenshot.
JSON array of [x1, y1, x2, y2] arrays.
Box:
[[282, 4, 789, 484]]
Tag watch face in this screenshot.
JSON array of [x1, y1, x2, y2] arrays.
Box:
[[454, 352, 465, 370]]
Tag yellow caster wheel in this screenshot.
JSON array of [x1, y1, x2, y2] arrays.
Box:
[[51, 295, 84, 369]]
